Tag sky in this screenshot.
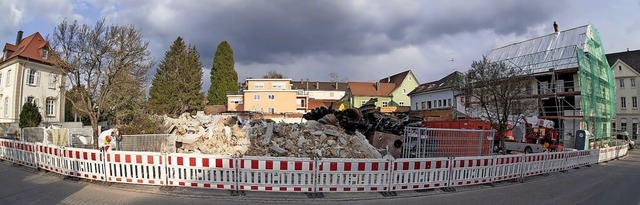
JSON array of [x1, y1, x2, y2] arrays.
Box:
[[1, 0, 639, 92]]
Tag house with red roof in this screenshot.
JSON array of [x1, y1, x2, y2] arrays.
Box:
[[0, 31, 66, 124]]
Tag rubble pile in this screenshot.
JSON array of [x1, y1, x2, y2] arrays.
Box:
[[165, 113, 380, 158]]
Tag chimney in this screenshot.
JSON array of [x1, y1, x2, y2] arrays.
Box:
[[335, 81, 338, 90], [375, 82, 380, 91], [16, 30, 23, 45], [387, 76, 390, 83], [316, 81, 319, 89], [553, 21, 559, 33]]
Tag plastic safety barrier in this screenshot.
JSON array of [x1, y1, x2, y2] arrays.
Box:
[[449, 156, 493, 187], [0, 137, 632, 193], [105, 151, 165, 185], [390, 157, 450, 191], [36, 144, 66, 173], [64, 147, 105, 180], [316, 158, 390, 192], [237, 157, 315, 192], [167, 154, 236, 190]]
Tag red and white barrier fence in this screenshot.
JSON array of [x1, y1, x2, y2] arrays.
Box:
[[316, 158, 390, 192], [0, 138, 630, 193], [167, 154, 236, 190], [105, 151, 165, 185], [391, 157, 450, 191], [237, 157, 315, 192]]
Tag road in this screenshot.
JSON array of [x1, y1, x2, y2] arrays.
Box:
[[1, 150, 639, 205]]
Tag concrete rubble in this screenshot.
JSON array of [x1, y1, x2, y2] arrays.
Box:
[[164, 113, 381, 159]]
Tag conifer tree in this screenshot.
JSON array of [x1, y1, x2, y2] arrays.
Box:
[[149, 37, 204, 116], [207, 41, 238, 105], [19, 102, 42, 128]]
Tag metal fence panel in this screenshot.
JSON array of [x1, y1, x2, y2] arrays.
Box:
[[403, 127, 494, 158], [521, 153, 547, 177], [21, 127, 45, 143], [315, 158, 390, 192], [68, 128, 95, 149], [391, 157, 450, 191], [167, 154, 236, 190], [237, 157, 315, 192], [35, 143, 66, 174], [544, 152, 566, 173], [119, 134, 175, 153]]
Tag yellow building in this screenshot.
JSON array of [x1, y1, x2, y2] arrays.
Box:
[[227, 78, 308, 114]]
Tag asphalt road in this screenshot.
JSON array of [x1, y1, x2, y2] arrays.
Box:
[[1, 150, 639, 205]]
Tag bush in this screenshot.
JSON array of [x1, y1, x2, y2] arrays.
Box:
[[119, 115, 167, 135], [19, 102, 42, 128]]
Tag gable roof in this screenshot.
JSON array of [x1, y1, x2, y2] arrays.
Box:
[[487, 25, 592, 73], [606, 49, 640, 73], [1, 32, 53, 66], [379, 70, 414, 89], [408, 71, 463, 95], [347, 82, 395, 97], [291, 81, 348, 91]]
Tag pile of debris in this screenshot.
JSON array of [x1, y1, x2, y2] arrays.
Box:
[[165, 113, 380, 159]]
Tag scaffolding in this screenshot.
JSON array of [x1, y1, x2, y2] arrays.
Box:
[[486, 25, 615, 148]]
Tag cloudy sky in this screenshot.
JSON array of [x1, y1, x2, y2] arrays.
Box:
[[1, 0, 639, 91]]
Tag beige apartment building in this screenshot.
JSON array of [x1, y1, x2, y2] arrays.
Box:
[[227, 78, 306, 114]]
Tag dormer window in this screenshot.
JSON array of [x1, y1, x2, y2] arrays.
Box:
[[40, 49, 48, 59]]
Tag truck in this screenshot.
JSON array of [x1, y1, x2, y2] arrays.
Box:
[[500, 117, 563, 154]]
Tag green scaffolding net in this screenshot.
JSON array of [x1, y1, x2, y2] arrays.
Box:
[[576, 25, 616, 147]]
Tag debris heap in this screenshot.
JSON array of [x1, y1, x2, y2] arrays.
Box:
[[165, 113, 380, 158]]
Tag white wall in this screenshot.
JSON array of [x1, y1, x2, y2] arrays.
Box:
[[307, 90, 345, 100], [410, 89, 454, 110]]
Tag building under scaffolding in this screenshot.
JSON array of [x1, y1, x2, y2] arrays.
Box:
[[486, 24, 615, 149]]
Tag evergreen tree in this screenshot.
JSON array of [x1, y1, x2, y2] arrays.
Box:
[[207, 41, 238, 105], [19, 102, 42, 128], [148, 37, 205, 116]]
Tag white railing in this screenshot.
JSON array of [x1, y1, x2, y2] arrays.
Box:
[[0, 138, 629, 193]]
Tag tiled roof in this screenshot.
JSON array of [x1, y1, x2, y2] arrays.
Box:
[[606, 49, 640, 73], [408, 71, 463, 95], [308, 99, 339, 109], [347, 82, 395, 97], [2, 32, 53, 66], [379, 70, 413, 89], [291, 81, 348, 91]]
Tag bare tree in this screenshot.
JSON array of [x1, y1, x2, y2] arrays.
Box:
[[263, 70, 284, 79], [464, 56, 536, 154], [50, 19, 153, 148]]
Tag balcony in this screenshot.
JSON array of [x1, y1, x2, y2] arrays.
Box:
[[296, 90, 309, 96]]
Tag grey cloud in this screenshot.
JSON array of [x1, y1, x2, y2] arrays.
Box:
[[102, 0, 565, 66]]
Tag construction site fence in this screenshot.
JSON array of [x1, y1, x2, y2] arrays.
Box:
[[403, 127, 495, 158], [0, 138, 627, 194]]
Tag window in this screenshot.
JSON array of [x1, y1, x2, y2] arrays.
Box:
[[621, 97, 627, 108], [330, 92, 334, 97], [619, 66, 622, 71], [632, 78, 636, 87], [3, 97, 8, 116], [48, 73, 57, 89], [619, 79, 625, 88], [254, 82, 264, 89], [267, 108, 275, 114], [443, 99, 447, 107], [402, 89, 406, 94], [253, 94, 260, 101], [46, 98, 55, 116], [40, 49, 48, 59], [633, 97, 638, 108], [421, 101, 426, 110], [427, 101, 431, 109], [268, 94, 275, 100], [621, 123, 627, 131], [613, 123, 616, 131], [633, 123, 638, 139], [6, 69, 10, 86], [382, 102, 388, 107], [399, 101, 405, 106], [415, 102, 418, 109], [25, 96, 37, 106], [540, 82, 549, 94], [272, 82, 285, 89], [26, 69, 39, 86], [361, 100, 367, 106], [438, 100, 442, 107]]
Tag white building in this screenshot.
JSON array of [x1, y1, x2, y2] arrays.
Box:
[[0, 31, 66, 124], [408, 71, 466, 120], [607, 50, 640, 140]]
